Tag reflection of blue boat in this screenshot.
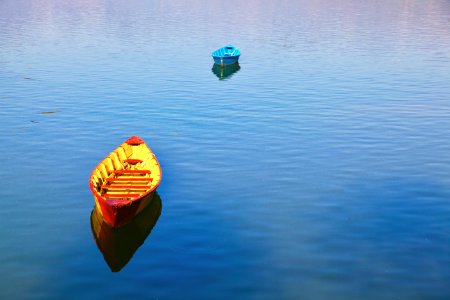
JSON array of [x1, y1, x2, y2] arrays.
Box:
[[212, 45, 240, 66], [90, 192, 162, 272], [212, 63, 241, 80]]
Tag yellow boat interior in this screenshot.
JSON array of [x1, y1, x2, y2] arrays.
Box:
[[90, 139, 161, 201]]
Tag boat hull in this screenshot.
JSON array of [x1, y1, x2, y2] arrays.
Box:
[[213, 55, 240, 66], [92, 188, 156, 228], [89, 136, 162, 228]]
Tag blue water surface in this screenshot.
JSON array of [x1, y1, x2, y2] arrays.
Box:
[[1, 0, 450, 299]]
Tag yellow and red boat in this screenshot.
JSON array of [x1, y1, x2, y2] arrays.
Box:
[[89, 136, 162, 228]]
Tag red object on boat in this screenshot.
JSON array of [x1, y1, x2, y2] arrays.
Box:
[[126, 136, 145, 145]]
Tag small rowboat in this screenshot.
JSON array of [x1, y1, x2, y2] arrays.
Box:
[[89, 136, 162, 228], [212, 44, 240, 66]]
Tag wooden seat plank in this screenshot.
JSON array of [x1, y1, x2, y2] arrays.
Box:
[[106, 178, 153, 182], [102, 193, 141, 198], [114, 170, 150, 174], [102, 185, 150, 189], [124, 159, 143, 164]]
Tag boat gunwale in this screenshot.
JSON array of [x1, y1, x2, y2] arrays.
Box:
[[212, 46, 241, 59]]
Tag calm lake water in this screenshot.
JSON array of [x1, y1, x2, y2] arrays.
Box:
[[1, 0, 450, 299]]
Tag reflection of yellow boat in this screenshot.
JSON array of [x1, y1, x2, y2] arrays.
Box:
[[90, 192, 162, 272], [211, 63, 241, 80]]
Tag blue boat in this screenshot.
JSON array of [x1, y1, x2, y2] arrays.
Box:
[[212, 45, 240, 66]]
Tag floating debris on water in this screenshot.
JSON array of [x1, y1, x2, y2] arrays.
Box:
[[39, 111, 57, 115]]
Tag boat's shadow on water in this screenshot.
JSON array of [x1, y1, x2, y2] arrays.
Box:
[[90, 192, 162, 272], [211, 63, 241, 80]]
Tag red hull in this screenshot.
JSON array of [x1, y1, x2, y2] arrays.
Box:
[[93, 191, 155, 227]]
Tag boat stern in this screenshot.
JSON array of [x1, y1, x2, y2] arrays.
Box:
[[93, 192, 156, 228]]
